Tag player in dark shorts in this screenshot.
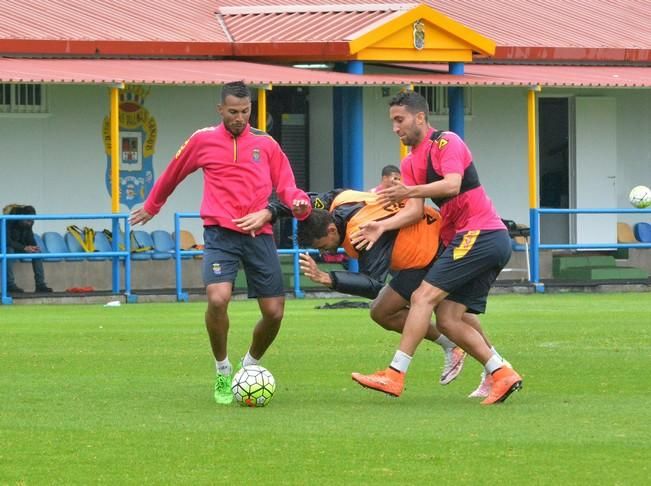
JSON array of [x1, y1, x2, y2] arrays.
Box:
[[351, 91, 522, 405], [290, 188, 503, 390]]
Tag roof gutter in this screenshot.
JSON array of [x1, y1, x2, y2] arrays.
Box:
[[0, 40, 234, 58]]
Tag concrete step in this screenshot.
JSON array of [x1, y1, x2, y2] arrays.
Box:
[[555, 265, 648, 281]]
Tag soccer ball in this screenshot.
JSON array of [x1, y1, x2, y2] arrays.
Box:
[[231, 365, 276, 407], [629, 185, 651, 208]]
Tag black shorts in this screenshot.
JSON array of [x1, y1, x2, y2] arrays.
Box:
[[202, 226, 284, 299], [424, 229, 512, 314], [389, 266, 431, 301]]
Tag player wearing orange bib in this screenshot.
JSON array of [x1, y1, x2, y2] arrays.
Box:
[[294, 189, 469, 386]]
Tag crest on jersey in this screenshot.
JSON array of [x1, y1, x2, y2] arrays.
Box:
[[252, 148, 261, 162], [102, 85, 157, 209]]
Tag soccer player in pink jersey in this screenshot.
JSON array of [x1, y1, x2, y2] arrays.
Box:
[[350, 91, 522, 405], [131, 81, 310, 405]]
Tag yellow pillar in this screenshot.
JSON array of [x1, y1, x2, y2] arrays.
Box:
[[257, 85, 270, 131], [527, 86, 541, 208], [110, 87, 121, 213]]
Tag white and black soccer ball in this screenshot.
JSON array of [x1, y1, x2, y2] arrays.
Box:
[[629, 185, 651, 208], [231, 365, 276, 407]]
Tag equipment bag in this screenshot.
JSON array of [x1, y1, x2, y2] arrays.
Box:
[[67, 225, 95, 252]]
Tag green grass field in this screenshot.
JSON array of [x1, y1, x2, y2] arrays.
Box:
[[1, 293, 650, 485]]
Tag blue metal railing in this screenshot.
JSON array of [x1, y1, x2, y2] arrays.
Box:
[[1, 213, 131, 305], [2, 211, 353, 304], [529, 207, 651, 290]]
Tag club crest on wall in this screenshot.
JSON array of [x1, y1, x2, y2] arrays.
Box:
[[413, 19, 425, 50], [102, 85, 157, 209]]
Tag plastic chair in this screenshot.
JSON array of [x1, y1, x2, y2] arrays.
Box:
[[85, 230, 111, 261], [65, 232, 88, 259], [633, 222, 651, 242], [34, 233, 46, 252], [131, 230, 154, 261], [501, 220, 530, 280], [43, 231, 82, 261], [150, 230, 175, 260]]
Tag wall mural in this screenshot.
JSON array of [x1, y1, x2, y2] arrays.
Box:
[[102, 85, 157, 209]]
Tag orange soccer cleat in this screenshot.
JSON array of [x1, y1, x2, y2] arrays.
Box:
[[351, 368, 405, 397], [481, 367, 522, 405]]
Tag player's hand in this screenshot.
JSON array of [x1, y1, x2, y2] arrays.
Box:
[[233, 209, 273, 237], [130, 207, 153, 226], [350, 221, 384, 251], [292, 199, 310, 219], [377, 182, 410, 204], [299, 253, 333, 287], [24, 245, 39, 253]]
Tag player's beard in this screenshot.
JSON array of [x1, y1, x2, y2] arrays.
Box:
[[227, 123, 245, 137]]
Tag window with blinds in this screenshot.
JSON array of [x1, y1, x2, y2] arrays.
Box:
[[414, 86, 472, 116], [0, 84, 47, 113]]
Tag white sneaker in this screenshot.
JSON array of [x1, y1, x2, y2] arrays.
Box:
[[439, 346, 466, 385], [468, 371, 492, 398]]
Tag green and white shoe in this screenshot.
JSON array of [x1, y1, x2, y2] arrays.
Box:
[[214, 372, 234, 405]]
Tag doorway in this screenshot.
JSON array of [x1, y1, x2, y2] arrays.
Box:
[[252, 87, 310, 249], [538, 97, 570, 244]]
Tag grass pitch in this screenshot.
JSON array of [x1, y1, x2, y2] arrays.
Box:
[[1, 293, 650, 485]]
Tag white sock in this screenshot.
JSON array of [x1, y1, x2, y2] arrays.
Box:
[[491, 347, 511, 368], [490, 346, 504, 361], [216, 358, 232, 376], [484, 354, 504, 374], [390, 350, 412, 373], [435, 334, 456, 350], [242, 351, 259, 368]]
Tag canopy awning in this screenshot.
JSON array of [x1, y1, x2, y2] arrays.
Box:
[[392, 63, 651, 88], [1, 58, 650, 88]]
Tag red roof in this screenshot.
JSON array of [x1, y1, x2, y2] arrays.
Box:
[[1, 1, 651, 62], [425, 0, 651, 62], [0, 0, 231, 57], [1, 57, 649, 89]]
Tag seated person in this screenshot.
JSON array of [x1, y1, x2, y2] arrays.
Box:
[[5, 205, 52, 293]]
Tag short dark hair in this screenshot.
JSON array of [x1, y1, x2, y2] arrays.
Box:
[[389, 90, 429, 118], [297, 209, 333, 247], [381, 164, 400, 177], [221, 81, 251, 103], [11, 205, 36, 215]]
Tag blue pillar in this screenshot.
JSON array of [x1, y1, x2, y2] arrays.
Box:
[[344, 61, 363, 273], [448, 62, 465, 139], [345, 61, 364, 191]]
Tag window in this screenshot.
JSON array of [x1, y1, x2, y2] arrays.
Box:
[[414, 86, 472, 116], [0, 84, 47, 113]]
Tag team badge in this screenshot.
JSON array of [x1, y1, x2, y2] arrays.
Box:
[[102, 85, 157, 209], [212, 263, 222, 276], [252, 148, 261, 162], [453, 230, 480, 260], [413, 20, 425, 51]]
